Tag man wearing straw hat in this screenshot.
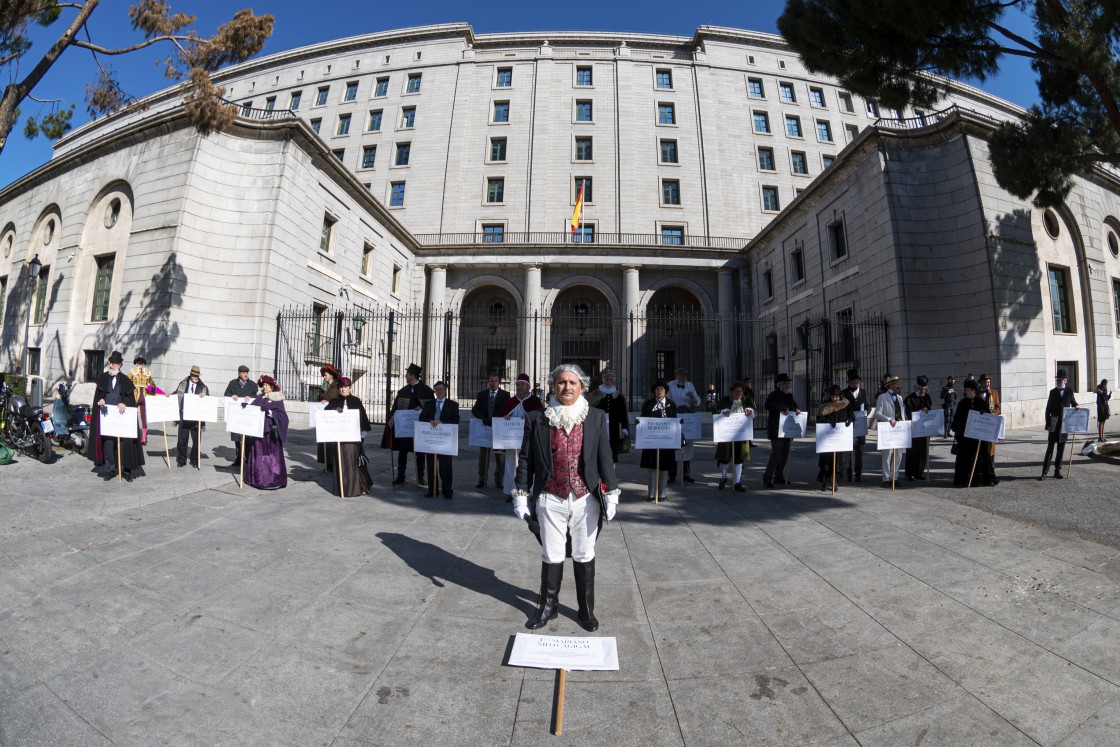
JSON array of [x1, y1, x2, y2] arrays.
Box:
[[174, 365, 209, 468], [1039, 368, 1080, 480], [876, 374, 905, 486]]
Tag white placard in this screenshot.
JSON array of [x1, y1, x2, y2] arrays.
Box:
[[143, 395, 179, 423], [393, 409, 420, 438], [99, 407, 139, 439], [469, 418, 493, 448], [315, 409, 362, 443], [779, 411, 809, 439], [182, 394, 220, 422], [679, 412, 703, 441], [508, 633, 619, 672], [308, 401, 327, 427], [414, 422, 460, 455], [853, 411, 869, 438], [225, 403, 265, 438], [635, 417, 682, 449], [492, 417, 525, 450], [911, 409, 944, 439], [712, 413, 754, 443], [964, 410, 1004, 442], [816, 422, 854, 453], [1062, 407, 1090, 434], [877, 420, 913, 450]]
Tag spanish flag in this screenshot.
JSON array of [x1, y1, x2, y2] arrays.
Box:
[[569, 183, 584, 233]]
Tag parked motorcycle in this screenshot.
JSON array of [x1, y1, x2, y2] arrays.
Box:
[[0, 383, 54, 463], [49, 382, 91, 453]]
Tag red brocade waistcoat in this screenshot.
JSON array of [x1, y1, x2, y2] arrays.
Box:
[[544, 422, 590, 499]]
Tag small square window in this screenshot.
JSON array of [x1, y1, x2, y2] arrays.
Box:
[[791, 151, 808, 175], [753, 111, 770, 134], [658, 103, 675, 125], [779, 82, 796, 103], [344, 81, 358, 102], [660, 139, 678, 164], [661, 179, 681, 206], [310, 118, 322, 133], [487, 177, 505, 203], [400, 106, 415, 128], [367, 109, 383, 131], [816, 120, 833, 142], [83, 350, 104, 383], [866, 99, 880, 117], [576, 100, 592, 122], [361, 145, 377, 169], [661, 226, 684, 246], [573, 225, 595, 244], [493, 101, 510, 123], [241, 101, 252, 115], [395, 142, 411, 166], [289, 91, 302, 110], [576, 66, 593, 86], [748, 78, 764, 98], [392, 264, 402, 293], [757, 147, 775, 171], [320, 215, 337, 253], [575, 137, 593, 161], [406, 73, 422, 93], [315, 87, 329, 106], [656, 69, 673, 89], [762, 186, 780, 212], [822, 155, 835, 169], [264, 97, 276, 112], [845, 124, 858, 142], [375, 77, 389, 97], [785, 115, 802, 137], [482, 224, 505, 243], [496, 68, 512, 87], [839, 92, 854, 112], [331, 148, 345, 162], [336, 113, 351, 136], [809, 88, 825, 107], [490, 137, 507, 162], [390, 182, 406, 207], [575, 177, 593, 203]]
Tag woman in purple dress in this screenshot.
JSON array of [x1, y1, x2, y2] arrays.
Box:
[[245, 375, 289, 490]]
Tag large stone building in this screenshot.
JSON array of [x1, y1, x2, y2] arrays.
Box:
[[1, 23, 1116, 422]]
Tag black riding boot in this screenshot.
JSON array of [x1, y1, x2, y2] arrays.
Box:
[[573, 559, 599, 632], [526, 562, 563, 630]]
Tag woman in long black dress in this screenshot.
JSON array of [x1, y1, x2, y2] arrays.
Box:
[[816, 385, 852, 490], [316, 365, 342, 471], [1097, 379, 1111, 441], [325, 377, 372, 496], [639, 381, 678, 501], [589, 371, 629, 462], [952, 379, 992, 487]]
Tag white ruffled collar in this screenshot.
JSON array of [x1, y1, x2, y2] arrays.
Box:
[[598, 385, 617, 395], [545, 395, 589, 434]]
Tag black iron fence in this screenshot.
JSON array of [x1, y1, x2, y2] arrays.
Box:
[[802, 315, 890, 409]]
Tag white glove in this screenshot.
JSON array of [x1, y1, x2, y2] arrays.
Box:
[[513, 494, 530, 521], [606, 503, 617, 521], [621, 429, 629, 438], [604, 489, 620, 522]]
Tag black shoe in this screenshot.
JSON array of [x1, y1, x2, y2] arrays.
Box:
[[882, 481, 892, 487], [424, 492, 436, 498], [1054, 472, 1064, 479], [718, 478, 727, 490], [505, 495, 513, 503], [417, 478, 427, 488], [734, 483, 745, 492], [527, 563, 563, 630], [990, 478, 1000, 486], [1038, 474, 1046, 481], [683, 476, 696, 483], [774, 478, 788, 485], [124, 472, 134, 483], [176, 460, 186, 468], [763, 480, 774, 489], [573, 560, 599, 632], [855, 475, 862, 482], [476, 481, 485, 489], [443, 492, 453, 499], [392, 476, 406, 485]]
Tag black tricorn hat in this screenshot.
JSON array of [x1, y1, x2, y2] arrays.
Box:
[[406, 363, 423, 377], [775, 373, 792, 383], [108, 351, 124, 365]]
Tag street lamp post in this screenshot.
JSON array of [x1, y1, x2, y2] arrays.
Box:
[[23, 254, 41, 376]]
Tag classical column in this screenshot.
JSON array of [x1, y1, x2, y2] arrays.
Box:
[[717, 268, 735, 392], [523, 265, 542, 385], [427, 265, 448, 383], [622, 266, 640, 401]]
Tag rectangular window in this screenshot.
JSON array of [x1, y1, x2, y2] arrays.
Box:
[[367, 109, 383, 131], [753, 111, 770, 133], [779, 82, 796, 103], [392, 264, 402, 293], [866, 99, 880, 117], [310, 118, 322, 133], [1049, 265, 1074, 333], [264, 97, 276, 112], [406, 73, 422, 93], [493, 101, 510, 123], [490, 137, 507, 162], [289, 91, 302, 110], [658, 103, 675, 125], [762, 186, 780, 212], [320, 215, 336, 253], [482, 224, 505, 243], [576, 100, 592, 122], [27, 347, 40, 376], [790, 151, 808, 175], [816, 120, 833, 142], [758, 147, 775, 171], [1057, 361, 1080, 392], [785, 115, 802, 137], [791, 245, 805, 283], [390, 181, 406, 207], [241, 101, 252, 115], [822, 155, 835, 169], [91, 255, 114, 321], [575, 136, 593, 161], [575, 177, 592, 203], [374, 77, 389, 97], [747, 78, 764, 98], [496, 67, 512, 87], [487, 177, 505, 203], [660, 139, 678, 164], [845, 124, 858, 142], [344, 81, 358, 102], [576, 66, 592, 86], [1114, 279, 1120, 334], [83, 350, 104, 383], [361, 145, 377, 169], [336, 113, 351, 136], [400, 107, 415, 128], [361, 243, 374, 276], [315, 87, 329, 106], [829, 219, 847, 260], [573, 225, 595, 243], [331, 148, 345, 162], [839, 92, 854, 112], [32, 266, 48, 324], [0, 276, 5, 325], [395, 142, 411, 166], [915, 110, 927, 125], [809, 87, 825, 107], [656, 69, 673, 89], [661, 179, 681, 206], [661, 226, 684, 246], [763, 269, 774, 299]]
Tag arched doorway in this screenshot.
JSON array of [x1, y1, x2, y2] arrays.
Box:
[[644, 287, 711, 389], [456, 286, 520, 390], [549, 286, 613, 384]]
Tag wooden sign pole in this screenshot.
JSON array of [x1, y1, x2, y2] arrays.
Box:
[[1068, 432, 1077, 475], [433, 454, 439, 496], [239, 433, 246, 490], [163, 427, 171, 470], [654, 451, 660, 504], [337, 442, 345, 499], [196, 423, 201, 470], [832, 453, 837, 495], [552, 668, 568, 736], [891, 449, 896, 492], [117, 437, 122, 482], [967, 441, 983, 489]]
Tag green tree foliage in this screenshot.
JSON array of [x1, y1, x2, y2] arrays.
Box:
[[778, 0, 1120, 207], [0, 0, 274, 156]]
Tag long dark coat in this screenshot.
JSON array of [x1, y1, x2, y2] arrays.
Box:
[[324, 394, 372, 496], [378, 381, 435, 451], [89, 371, 145, 471], [638, 398, 678, 470]]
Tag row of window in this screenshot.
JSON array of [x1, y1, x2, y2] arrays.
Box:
[[309, 106, 415, 137], [486, 99, 679, 125], [317, 216, 404, 292], [490, 65, 675, 91], [760, 221, 850, 299], [751, 110, 841, 142], [0, 253, 114, 331], [473, 223, 688, 246], [245, 73, 423, 112], [758, 147, 836, 176]]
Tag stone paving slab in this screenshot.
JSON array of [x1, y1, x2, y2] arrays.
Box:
[[3, 426, 1120, 744]]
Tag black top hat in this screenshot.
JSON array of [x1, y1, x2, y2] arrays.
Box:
[[916, 375, 929, 387], [651, 380, 669, 394], [775, 373, 791, 383], [963, 379, 979, 391], [846, 369, 860, 381], [1056, 369, 1068, 379], [108, 351, 124, 365], [406, 363, 423, 377]]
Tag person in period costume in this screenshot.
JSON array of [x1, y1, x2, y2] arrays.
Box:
[[90, 351, 145, 481], [941, 376, 958, 438], [979, 374, 1001, 483], [876, 374, 906, 486], [380, 363, 434, 486], [587, 371, 629, 463], [666, 368, 699, 483], [225, 365, 258, 467], [841, 369, 872, 482], [952, 379, 993, 486], [816, 385, 852, 490], [471, 373, 509, 488], [903, 375, 934, 481], [762, 373, 801, 488], [325, 377, 373, 496], [715, 381, 755, 491], [1039, 369, 1080, 480], [316, 365, 342, 472], [173, 365, 209, 467], [1096, 379, 1111, 441], [513, 363, 620, 632], [499, 374, 545, 499], [704, 384, 719, 413], [640, 381, 678, 501], [244, 375, 288, 490], [128, 356, 158, 445], [419, 381, 460, 498]]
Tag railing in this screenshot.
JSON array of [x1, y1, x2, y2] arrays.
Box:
[[304, 332, 334, 364], [228, 99, 298, 121], [413, 231, 748, 250], [874, 104, 999, 132]]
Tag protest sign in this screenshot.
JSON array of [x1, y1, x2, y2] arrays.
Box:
[[99, 407, 138, 439], [315, 409, 362, 443], [634, 417, 681, 449], [225, 403, 265, 438], [508, 633, 619, 672], [493, 417, 525, 450], [308, 401, 327, 427], [877, 420, 913, 450], [182, 395, 220, 423], [679, 412, 702, 441], [815, 422, 854, 453], [964, 410, 1003, 442], [414, 422, 460, 455], [1062, 407, 1090, 434], [143, 395, 179, 423], [393, 409, 419, 438], [910, 409, 944, 439], [779, 411, 809, 439], [469, 418, 492, 448], [853, 411, 869, 438], [712, 413, 754, 443]]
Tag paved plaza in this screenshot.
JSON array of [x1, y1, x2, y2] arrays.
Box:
[[2, 425, 1120, 746]]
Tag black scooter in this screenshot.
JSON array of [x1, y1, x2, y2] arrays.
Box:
[[49, 382, 92, 453], [0, 383, 54, 463]]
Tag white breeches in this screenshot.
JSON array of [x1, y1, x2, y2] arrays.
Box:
[[537, 491, 600, 563], [502, 448, 518, 495], [881, 449, 902, 480]]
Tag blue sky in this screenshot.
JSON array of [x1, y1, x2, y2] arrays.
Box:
[[3, 1, 1040, 180]]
